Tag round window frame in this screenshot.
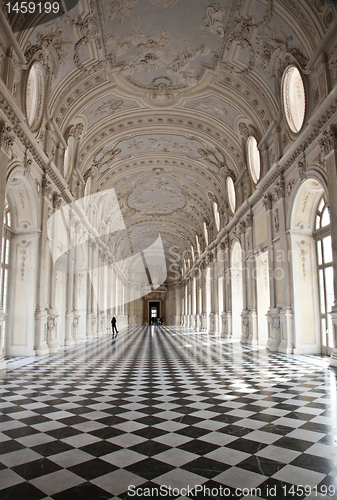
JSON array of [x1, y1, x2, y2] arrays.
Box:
[[281, 65, 306, 135], [246, 135, 261, 185], [25, 61, 46, 133], [227, 177, 236, 214]]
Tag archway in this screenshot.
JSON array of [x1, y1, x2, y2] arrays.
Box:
[[5, 167, 39, 356], [290, 178, 327, 354], [231, 241, 244, 338]]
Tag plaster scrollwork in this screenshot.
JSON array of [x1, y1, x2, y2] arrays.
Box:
[[73, 315, 80, 329], [94, 100, 124, 117], [287, 178, 296, 196], [198, 145, 236, 178], [274, 208, 279, 233], [23, 157, 32, 178], [203, 4, 226, 37], [0, 123, 15, 153], [69, 123, 84, 141], [267, 312, 280, 332], [262, 194, 272, 211], [47, 315, 58, 333], [147, 80, 175, 107], [107, 0, 137, 22], [20, 249, 27, 281], [238, 123, 254, 141], [246, 210, 254, 228], [273, 172, 286, 201], [319, 127, 337, 157]]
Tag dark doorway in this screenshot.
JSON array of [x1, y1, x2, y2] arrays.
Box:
[[149, 302, 160, 325]]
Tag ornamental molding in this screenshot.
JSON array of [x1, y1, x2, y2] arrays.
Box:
[[0, 123, 15, 153], [319, 126, 337, 157]]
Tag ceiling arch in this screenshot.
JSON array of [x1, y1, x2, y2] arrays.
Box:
[[10, 0, 335, 281]]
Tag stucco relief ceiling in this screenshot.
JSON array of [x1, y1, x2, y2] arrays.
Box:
[[127, 174, 186, 214], [13, 0, 335, 280]]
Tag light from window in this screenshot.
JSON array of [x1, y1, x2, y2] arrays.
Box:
[[213, 201, 220, 232], [26, 61, 45, 132], [247, 136, 260, 184], [282, 66, 305, 134], [227, 177, 236, 213]]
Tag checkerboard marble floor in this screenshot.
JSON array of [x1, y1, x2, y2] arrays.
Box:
[[0, 326, 337, 500]]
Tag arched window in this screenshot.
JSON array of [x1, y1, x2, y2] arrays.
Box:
[[203, 221, 209, 247], [314, 196, 333, 353], [213, 201, 220, 232], [247, 136, 261, 184], [282, 65, 306, 134], [1, 199, 12, 340]]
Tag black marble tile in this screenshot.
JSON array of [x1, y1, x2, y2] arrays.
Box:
[[52, 482, 112, 500], [178, 438, 218, 455], [0, 482, 45, 500], [226, 437, 267, 454], [130, 440, 170, 457], [69, 457, 118, 479], [13, 457, 62, 480], [125, 457, 174, 479], [272, 436, 313, 452], [133, 426, 167, 439], [238, 455, 285, 476], [31, 440, 74, 456], [4, 426, 40, 439], [181, 456, 230, 478], [79, 440, 122, 457], [290, 452, 337, 474]]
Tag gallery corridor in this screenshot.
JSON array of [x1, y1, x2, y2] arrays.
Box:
[[0, 327, 336, 500]]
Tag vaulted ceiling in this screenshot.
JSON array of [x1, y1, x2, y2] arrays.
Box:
[[11, 0, 335, 280]]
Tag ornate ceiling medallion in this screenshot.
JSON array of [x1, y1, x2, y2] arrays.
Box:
[[282, 65, 306, 134]]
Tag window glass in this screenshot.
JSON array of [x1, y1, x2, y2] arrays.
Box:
[[321, 207, 330, 228], [282, 66, 305, 133], [26, 61, 45, 132], [227, 177, 236, 213], [323, 235, 332, 264], [247, 136, 260, 183], [213, 201, 220, 232]]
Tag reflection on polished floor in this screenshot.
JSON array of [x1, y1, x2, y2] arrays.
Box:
[[0, 326, 337, 500]]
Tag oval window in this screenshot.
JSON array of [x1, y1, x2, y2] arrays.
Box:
[[213, 201, 220, 232], [227, 177, 236, 213], [247, 136, 260, 184], [203, 221, 209, 247], [282, 66, 305, 134], [25, 61, 46, 132]]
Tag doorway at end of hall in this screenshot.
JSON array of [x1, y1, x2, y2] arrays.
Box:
[[149, 302, 160, 325]]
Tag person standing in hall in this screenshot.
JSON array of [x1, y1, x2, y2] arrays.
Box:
[[111, 316, 118, 337]]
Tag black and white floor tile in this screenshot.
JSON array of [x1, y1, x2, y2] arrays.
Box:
[[0, 326, 337, 499]]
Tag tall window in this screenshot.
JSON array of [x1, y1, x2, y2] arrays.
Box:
[[1, 199, 11, 339], [314, 197, 333, 353]]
